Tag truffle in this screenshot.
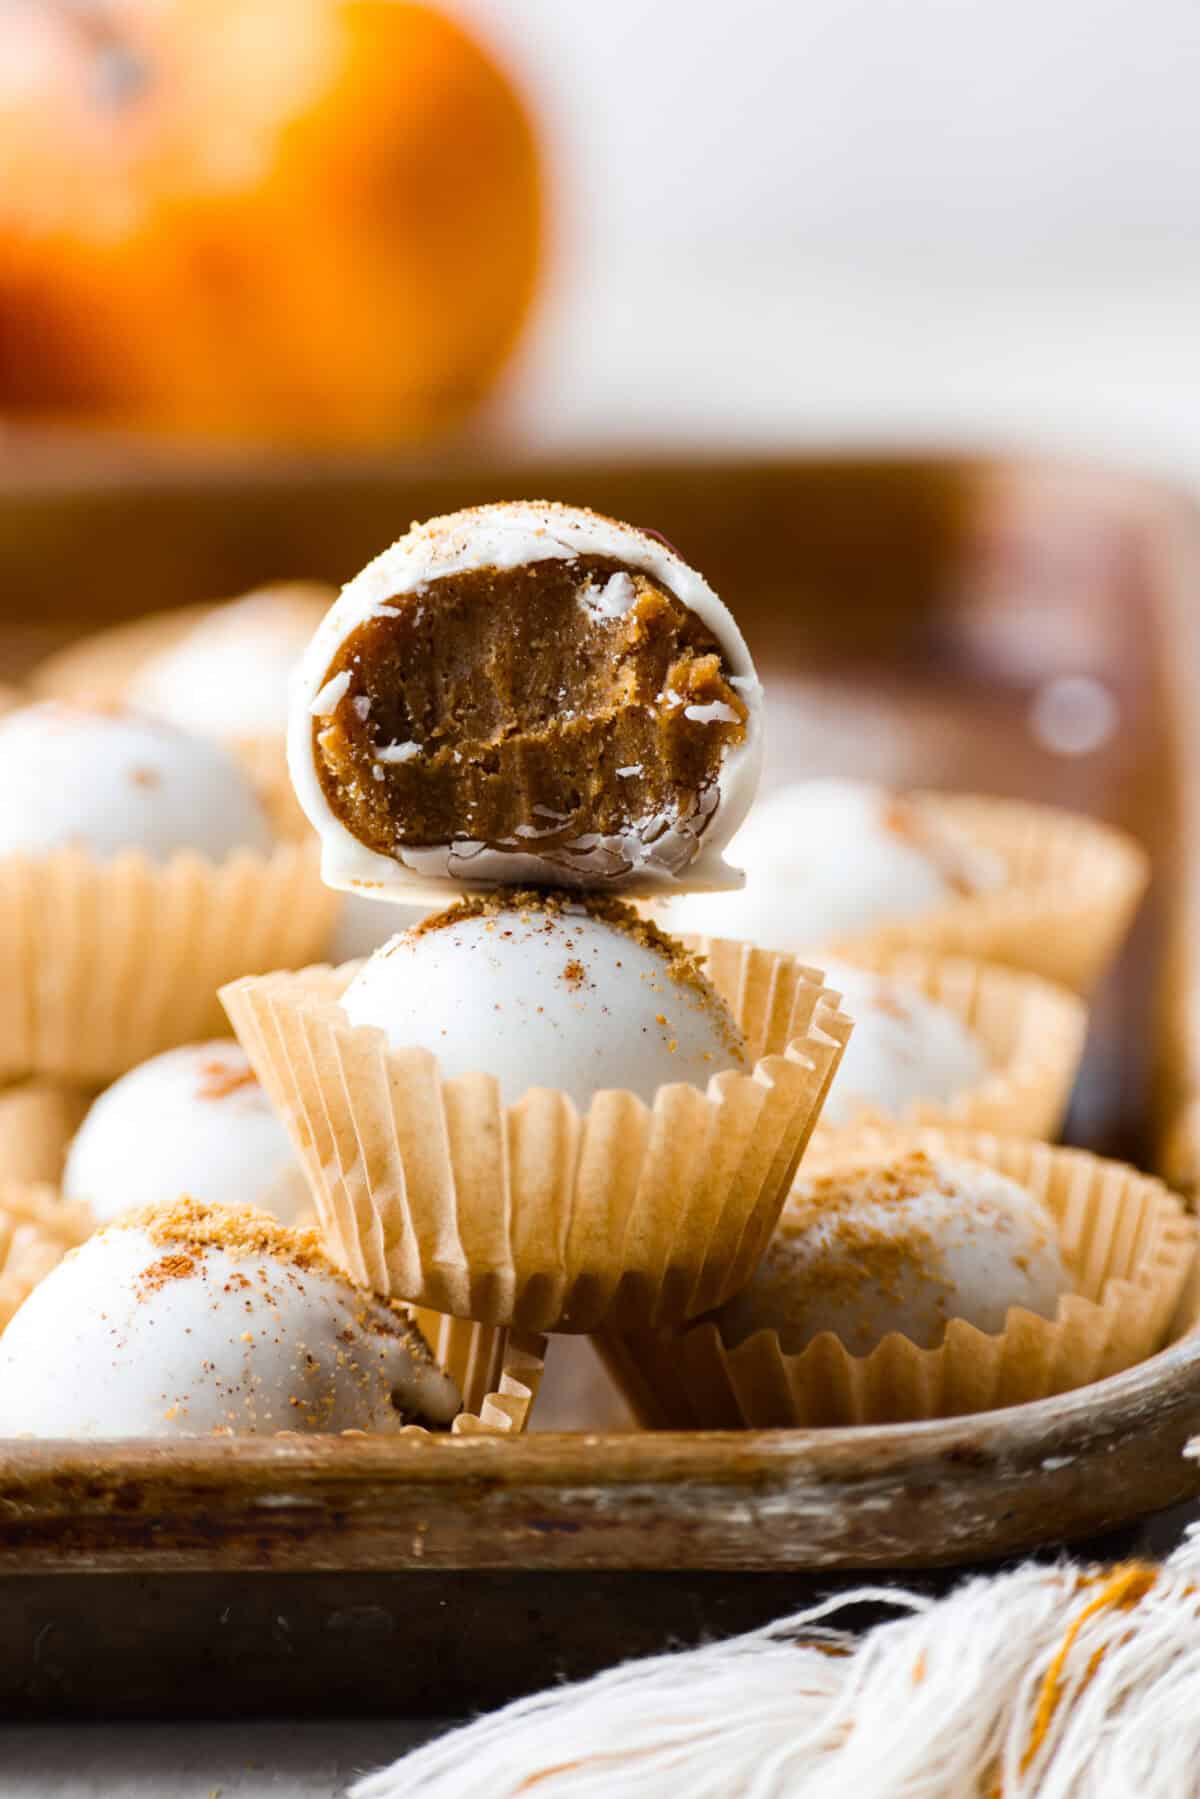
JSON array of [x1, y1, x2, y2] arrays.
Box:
[[0, 1199, 461, 1436], [339, 891, 748, 1110], [0, 702, 274, 861], [288, 503, 764, 895], [661, 778, 1005, 950], [128, 583, 333, 739], [63, 1041, 310, 1225], [817, 958, 989, 1128], [712, 1150, 1071, 1356]]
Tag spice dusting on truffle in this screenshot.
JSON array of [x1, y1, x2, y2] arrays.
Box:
[[311, 553, 748, 862], [398, 888, 746, 1067], [769, 1153, 957, 1326], [113, 1197, 441, 1371], [881, 796, 998, 899], [196, 1057, 260, 1101], [135, 1251, 198, 1297], [120, 1194, 331, 1269], [713, 1150, 1071, 1356]]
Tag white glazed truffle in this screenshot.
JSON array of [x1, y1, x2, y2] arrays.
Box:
[[339, 894, 748, 1111], [818, 959, 989, 1128], [288, 502, 764, 897], [660, 778, 1005, 951], [128, 583, 332, 739], [63, 1041, 310, 1226], [0, 702, 274, 862], [714, 1150, 1071, 1355], [0, 1200, 461, 1437]]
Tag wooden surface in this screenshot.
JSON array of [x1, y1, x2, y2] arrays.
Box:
[[2, 1314, 1200, 1576], [1, 450, 1199, 1713]]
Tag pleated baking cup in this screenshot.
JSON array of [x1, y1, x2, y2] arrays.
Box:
[[400, 1331, 547, 1437], [805, 948, 1088, 1148], [0, 1079, 92, 1184], [0, 843, 338, 1086], [221, 944, 853, 1334], [597, 1129, 1197, 1429], [0, 1182, 93, 1332], [828, 794, 1149, 996]]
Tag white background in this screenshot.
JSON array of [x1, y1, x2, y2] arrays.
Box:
[[455, 0, 1200, 476]]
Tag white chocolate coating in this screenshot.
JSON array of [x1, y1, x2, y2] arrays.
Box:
[[818, 959, 989, 1128], [287, 503, 765, 897], [0, 703, 274, 862], [715, 1151, 1070, 1356], [63, 1042, 310, 1226], [340, 901, 748, 1111], [129, 584, 332, 739], [660, 778, 1005, 951], [0, 1208, 461, 1437]]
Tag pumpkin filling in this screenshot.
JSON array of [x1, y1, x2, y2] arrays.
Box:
[[310, 555, 749, 867]]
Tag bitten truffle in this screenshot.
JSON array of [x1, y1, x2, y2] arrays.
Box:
[[289, 503, 764, 896], [712, 1150, 1071, 1355], [63, 1041, 309, 1225], [339, 891, 748, 1110], [662, 778, 1005, 950], [0, 702, 274, 861], [0, 1199, 461, 1436], [818, 959, 989, 1127]]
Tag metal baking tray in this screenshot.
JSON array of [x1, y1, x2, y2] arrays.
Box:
[[1, 448, 1198, 1719]]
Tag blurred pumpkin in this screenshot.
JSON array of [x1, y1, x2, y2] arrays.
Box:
[[0, 0, 541, 447]]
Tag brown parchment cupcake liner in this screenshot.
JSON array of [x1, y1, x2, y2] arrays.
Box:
[[0, 1182, 93, 1332], [830, 794, 1149, 996], [0, 1080, 92, 1185], [598, 1129, 1196, 1428], [0, 844, 338, 1086], [221, 943, 853, 1334], [804, 947, 1088, 1148], [409, 1331, 546, 1437]]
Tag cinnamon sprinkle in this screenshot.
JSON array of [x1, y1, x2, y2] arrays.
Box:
[[196, 1058, 260, 1101], [135, 1252, 197, 1296], [112, 1199, 443, 1371], [401, 887, 744, 1061]]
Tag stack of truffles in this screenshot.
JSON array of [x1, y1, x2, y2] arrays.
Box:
[[0, 499, 1192, 1441]]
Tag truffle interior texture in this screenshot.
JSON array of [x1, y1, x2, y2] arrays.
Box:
[[312, 555, 748, 860]]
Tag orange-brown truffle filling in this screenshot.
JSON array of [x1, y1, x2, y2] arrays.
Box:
[[311, 556, 748, 864]]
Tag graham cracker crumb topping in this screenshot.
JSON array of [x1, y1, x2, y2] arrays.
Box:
[[402, 888, 745, 1061]]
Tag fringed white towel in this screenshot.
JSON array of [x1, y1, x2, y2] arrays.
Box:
[[354, 1525, 1200, 1798]]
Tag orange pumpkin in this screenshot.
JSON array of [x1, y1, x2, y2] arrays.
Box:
[[0, 0, 541, 447]]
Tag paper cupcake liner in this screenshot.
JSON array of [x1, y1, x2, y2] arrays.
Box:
[[0, 1182, 93, 1332], [804, 948, 1088, 1148], [0, 1080, 92, 1184], [598, 1128, 1196, 1428], [0, 844, 338, 1086], [221, 943, 853, 1334], [400, 1331, 546, 1437], [829, 794, 1148, 996]]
